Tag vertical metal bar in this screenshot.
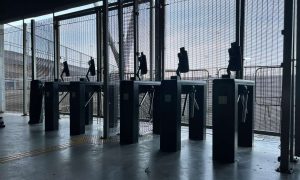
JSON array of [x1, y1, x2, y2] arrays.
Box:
[[79, 52, 82, 68], [155, 0, 165, 81], [160, 0, 166, 80], [0, 24, 4, 112], [290, 58, 295, 161], [235, 0, 241, 79], [239, 0, 245, 79], [31, 20, 36, 80], [118, 0, 124, 81], [65, 47, 68, 62], [150, 0, 154, 81], [154, 0, 161, 81], [96, 9, 102, 118], [295, 0, 300, 157], [289, 0, 297, 162], [100, 13, 103, 83], [47, 40, 51, 68], [53, 20, 60, 80], [133, 0, 139, 79], [278, 0, 294, 173], [103, 0, 110, 138], [235, 0, 240, 45], [23, 23, 28, 115]]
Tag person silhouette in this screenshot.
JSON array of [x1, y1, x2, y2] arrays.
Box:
[[176, 47, 189, 79], [227, 42, 242, 76], [139, 52, 148, 75], [136, 52, 148, 80], [0, 116, 5, 128]]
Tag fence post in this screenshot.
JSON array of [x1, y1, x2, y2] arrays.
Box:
[[118, 0, 124, 81], [23, 23, 28, 115], [278, 0, 294, 174], [96, 9, 103, 118], [133, 0, 139, 79], [103, 0, 110, 138], [53, 19, 60, 80], [31, 20, 37, 80], [150, 0, 154, 81], [235, 0, 245, 79], [155, 0, 165, 81], [0, 24, 5, 112], [295, 0, 300, 158]]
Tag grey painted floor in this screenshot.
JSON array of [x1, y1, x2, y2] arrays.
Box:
[[0, 113, 299, 180]]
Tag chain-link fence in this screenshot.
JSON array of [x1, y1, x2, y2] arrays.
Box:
[[2, 0, 285, 134], [4, 24, 25, 113], [164, 0, 284, 134]]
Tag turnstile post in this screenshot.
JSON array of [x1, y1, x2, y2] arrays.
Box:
[[160, 80, 181, 152], [70, 82, 86, 135], [120, 81, 139, 144], [44, 82, 59, 131], [189, 85, 207, 140]]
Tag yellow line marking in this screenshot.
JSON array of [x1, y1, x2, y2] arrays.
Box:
[[0, 133, 153, 164]]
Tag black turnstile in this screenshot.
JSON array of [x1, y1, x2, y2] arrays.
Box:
[[69, 81, 86, 135], [44, 81, 69, 131], [85, 88, 94, 125], [29, 80, 44, 124], [44, 82, 60, 131], [160, 80, 207, 152], [109, 84, 119, 128], [44, 80, 103, 136], [120, 81, 161, 145], [212, 79, 254, 163]]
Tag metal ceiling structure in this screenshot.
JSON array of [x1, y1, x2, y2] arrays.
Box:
[[0, 0, 99, 23]]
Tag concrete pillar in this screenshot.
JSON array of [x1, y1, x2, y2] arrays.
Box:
[[0, 25, 5, 112]]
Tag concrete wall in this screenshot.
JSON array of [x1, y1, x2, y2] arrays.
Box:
[[0, 25, 5, 112]]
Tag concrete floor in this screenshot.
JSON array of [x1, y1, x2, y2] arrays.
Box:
[[0, 114, 299, 180]]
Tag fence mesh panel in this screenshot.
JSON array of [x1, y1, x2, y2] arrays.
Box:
[[2, 0, 285, 134], [4, 24, 24, 113]]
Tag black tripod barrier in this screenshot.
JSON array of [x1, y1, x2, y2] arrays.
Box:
[[160, 80, 182, 152], [120, 81, 139, 145], [160, 80, 207, 152], [120, 81, 161, 145], [109, 84, 118, 128], [85, 89, 93, 125], [69, 81, 86, 136], [188, 85, 207, 140], [29, 80, 44, 124], [212, 79, 254, 163], [44, 82, 59, 131], [153, 86, 161, 135]]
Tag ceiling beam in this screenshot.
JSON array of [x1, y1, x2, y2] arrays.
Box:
[[0, 0, 99, 23]]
